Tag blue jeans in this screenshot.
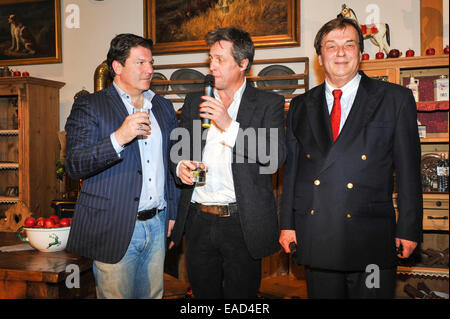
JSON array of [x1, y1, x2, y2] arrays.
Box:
[[93, 210, 166, 299]]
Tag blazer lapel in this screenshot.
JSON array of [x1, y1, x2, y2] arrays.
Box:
[[106, 86, 129, 119], [105, 87, 141, 166], [185, 94, 207, 161], [151, 97, 168, 165], [235, 84, 257, 129], [319, 72, 386, 174], [305, 84, 332, 155]]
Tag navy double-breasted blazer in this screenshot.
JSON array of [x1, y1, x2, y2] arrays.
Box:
[[280, 72, 423, 271], [65, 86, 180, 263]]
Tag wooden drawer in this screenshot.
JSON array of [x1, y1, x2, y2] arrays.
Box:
[[423, 209, 449, 231], [423, 195, 449, 210]]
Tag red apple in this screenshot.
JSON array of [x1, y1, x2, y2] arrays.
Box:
[[24, 217, 36, 227], [13, 71, 21, 76], [44, 218, 55, 228], [388, 49, 401, 58], [444, 45, 449, 55], [60, 218, 71, 227], [362, 53, 370, 60], [375, 52, 385, 59], [405, 49, 415, 57], [35, 217, 45, 228], [49, 215, 59, 224], [22, 71, 30, 77], [426, 48, 435, 55]]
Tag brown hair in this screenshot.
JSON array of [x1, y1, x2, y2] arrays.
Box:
[[107, 33, 153, 79], [206, 27, 254, 74], [314, 17, 364, 55]]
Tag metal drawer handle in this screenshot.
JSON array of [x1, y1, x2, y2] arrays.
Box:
[[427, 216, 448, 220], [435, 201, 442, 207]]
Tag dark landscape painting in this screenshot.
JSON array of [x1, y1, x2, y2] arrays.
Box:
[[155, 0, 289, 43]]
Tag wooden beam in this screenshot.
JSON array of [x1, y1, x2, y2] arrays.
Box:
[[420, 0, 444, 55]]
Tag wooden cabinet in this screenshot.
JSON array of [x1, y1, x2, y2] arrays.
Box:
[[0, 77, 64, 226], [361, 55, 449, 298]]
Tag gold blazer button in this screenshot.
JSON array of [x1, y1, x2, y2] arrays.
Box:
[[361, 154, 367, 160], [347, 183, 354, 189], [346, 213, 352, 219], [314, 179, 320, 186]]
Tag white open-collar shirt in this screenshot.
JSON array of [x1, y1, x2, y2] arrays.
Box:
[[190, 79, 246, 205]]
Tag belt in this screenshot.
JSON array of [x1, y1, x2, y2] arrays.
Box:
[[136, 208, 163, 221], [191, 202, 238, 217]]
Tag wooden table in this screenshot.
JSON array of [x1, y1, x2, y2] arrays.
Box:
[[0, 232, 95, 299]]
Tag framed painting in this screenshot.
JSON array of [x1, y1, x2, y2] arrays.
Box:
[[0, 0, 61, 66], [144, 0, 300, 55]]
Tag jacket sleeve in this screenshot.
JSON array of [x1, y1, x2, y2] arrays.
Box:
[[280, 97, 301, 230], [393, 90, 423, 242]]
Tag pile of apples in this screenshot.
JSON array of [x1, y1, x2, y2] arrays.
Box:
[[24, 215, 72, 228]]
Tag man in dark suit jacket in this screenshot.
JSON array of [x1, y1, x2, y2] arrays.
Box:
[[279, 17, 422, 298], [169, 27, 286, 298], [65, 34, 179, 298]]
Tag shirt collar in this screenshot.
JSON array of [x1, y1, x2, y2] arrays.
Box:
[[213, 78, 247, 103], [113, 82, 155, 106], [325, 73, 361, 96]]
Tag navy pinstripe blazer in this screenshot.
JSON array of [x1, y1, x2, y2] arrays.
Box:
[[64, 86, 180, 263]]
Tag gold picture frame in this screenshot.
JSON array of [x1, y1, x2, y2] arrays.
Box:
[[0, 0, 62, 66], [144, 0, 300, 55]]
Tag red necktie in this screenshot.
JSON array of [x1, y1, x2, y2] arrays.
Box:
[[330, 89, 342, 142]]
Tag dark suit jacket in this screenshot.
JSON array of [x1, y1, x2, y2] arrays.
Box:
[[65, 86, 180, 264], [170, 84, 287, 259], [280, 72, 423, 271]]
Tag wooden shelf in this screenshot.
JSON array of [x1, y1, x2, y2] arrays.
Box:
[[0, 77, 64, 222], [417, 100, 449, 111], [150, 57, 309, 103], [422, 192, 449, 199], [360, 55, 449, 69], [421, 137, 449, 143], [359, 55, 449, 86], [0, 163, 18, 170], [397, 266, 449, 278], [0, 197, 19, 204], [0, 130, 18, 136]]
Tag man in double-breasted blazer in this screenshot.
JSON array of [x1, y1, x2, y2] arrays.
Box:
[[170, 27, 286, 298], [279, 17, 423, 298], [65, 34, 179, 299]]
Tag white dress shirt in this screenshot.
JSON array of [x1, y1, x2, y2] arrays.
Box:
[[110, 83, 166, 212], [190, 79, 246, 205], [325, 73, 361, 134]]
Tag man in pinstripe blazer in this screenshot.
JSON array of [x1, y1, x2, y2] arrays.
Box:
[[65, 34, 179, 299]]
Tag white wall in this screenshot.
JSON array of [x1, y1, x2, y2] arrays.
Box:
[[10, 0, 448, 129]]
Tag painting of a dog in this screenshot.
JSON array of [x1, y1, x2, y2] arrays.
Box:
[[0, 0, 61, 66], [8, 14, 37, 55]]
